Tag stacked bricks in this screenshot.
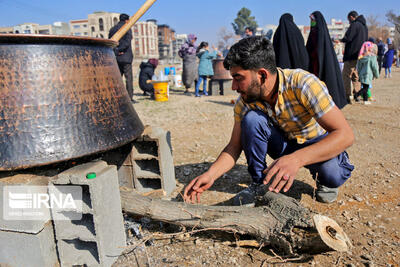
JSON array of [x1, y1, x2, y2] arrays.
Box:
[[130, 126, 176, 196], [52, 160, 126, 266], [0, 175, 59, 267]]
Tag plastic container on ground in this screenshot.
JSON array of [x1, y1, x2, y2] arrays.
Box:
[[174, 75, 182, 88], [152, 81, 169, 102]]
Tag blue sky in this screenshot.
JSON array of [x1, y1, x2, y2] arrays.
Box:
[[0, 0, 398, 44]]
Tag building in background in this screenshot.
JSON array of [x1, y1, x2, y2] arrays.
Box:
[[71, 12, 158, 59], [69, 19, 89, 36], [327, 19, 349, 39], [132, 19, 159, 59], [0, 26, 13, 33], [88, 11, 120, 38], [158, 24, 176, 60], [0, 22, 69, 35], [173, 34, 187, 61]]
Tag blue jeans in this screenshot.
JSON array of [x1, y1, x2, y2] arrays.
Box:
[[385, 67, 392, 76], [240, 110, 354, 188], [195, 75, 208, 96]]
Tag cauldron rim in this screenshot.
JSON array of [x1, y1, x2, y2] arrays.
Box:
[[0, 33, 118, 47]]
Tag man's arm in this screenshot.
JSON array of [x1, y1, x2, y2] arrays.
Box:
[[115, 30, 132, 54], [183, 121, 243, 203], [341, 24, 355, 43], [264, 106, 354, 193]]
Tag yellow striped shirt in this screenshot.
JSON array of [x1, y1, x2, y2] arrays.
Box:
[[234, 68, 335, 144]]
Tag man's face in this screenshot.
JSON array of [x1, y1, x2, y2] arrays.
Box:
[[245, 28, 252, 36], [230, 66, 261, 103], [348, 16, 355, 23]]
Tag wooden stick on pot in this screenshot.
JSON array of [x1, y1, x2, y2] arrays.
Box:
[[110, 0, 157, 42]]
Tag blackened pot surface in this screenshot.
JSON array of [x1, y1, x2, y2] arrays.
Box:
[[0, 34, 144, 170]]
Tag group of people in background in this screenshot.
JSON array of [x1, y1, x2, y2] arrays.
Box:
[[177, 34, 222, 97], [272, 10, 398, 106], [111, 11, 398, 104]]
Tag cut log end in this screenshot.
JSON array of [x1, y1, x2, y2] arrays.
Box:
[[313, 214, 352, 252]]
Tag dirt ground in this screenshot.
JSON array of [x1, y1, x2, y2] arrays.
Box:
[[114, 67, 400, 267]]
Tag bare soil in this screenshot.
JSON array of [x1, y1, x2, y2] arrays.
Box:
[[114, 67, 400, 267]]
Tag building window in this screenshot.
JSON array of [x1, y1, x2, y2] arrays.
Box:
[[24, 30, 31, 34], [91, 26, 95, 33], [73, 25, 80, 29], [84, 32, 88, 36], [74, 32, 81, 36], [99, 18, 104, 31], [83, 24, 87, 28], [113, 17, 118, 26]]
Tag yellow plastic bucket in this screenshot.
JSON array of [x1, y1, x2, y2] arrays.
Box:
[[153, 81, 169, 102]]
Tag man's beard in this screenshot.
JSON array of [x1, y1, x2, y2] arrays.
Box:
[[241, 79, 261, 103]]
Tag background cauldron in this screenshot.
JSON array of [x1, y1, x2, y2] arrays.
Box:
[[0, 34, 144, 170]]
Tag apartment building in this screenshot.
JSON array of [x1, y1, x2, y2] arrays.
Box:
[[0, 26, 14, 34], [0, 22, 69, 35], [70, 19, 89, 37], [88, 11, 120, 38], [132, 19, 159, 58], [158, 24, 176, 59]]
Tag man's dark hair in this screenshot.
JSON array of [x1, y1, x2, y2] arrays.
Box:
[[245, 26, 254, 33], [347, 11, 358, 19], [120, 13, 129, 21], [223, 36, 277, 74]]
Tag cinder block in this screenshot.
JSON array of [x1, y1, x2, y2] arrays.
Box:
[[131, 126, 176, 195], [0, 221, 58, 267], [0, 175, 58, 267], [53, 161, 126, 267], [209, 79, 237, 96]]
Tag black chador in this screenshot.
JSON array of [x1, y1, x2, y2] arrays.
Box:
[[273, 13, 309, 70], [306, 11, 347, 109]]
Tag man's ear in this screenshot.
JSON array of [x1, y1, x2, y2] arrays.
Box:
[[258, 70, 268, 84]]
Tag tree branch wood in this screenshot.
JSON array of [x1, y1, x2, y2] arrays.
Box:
[[120, 188, 352, 256]]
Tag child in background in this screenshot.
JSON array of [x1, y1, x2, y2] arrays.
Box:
[[383, 38, 395, 78], [195, 42, 219, 97], [367, 37, 378, 101], [355, 41, 379, 105]]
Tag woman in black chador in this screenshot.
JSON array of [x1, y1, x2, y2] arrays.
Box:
[[306, 11, 347, 109], [273, 13, 309, 70]]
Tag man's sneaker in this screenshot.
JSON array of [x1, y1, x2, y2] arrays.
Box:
[[232, 182, 263, 207], [363, 101, 371, 105], [316, 183, 339, 203]]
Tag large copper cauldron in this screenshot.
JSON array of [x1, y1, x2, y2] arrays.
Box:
[[0, 34, 144, 170]]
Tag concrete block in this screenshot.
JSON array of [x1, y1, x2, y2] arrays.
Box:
[[97, 144, 135, 189], [0, 175, 58, 267], [0, 175, 52, 234], [209, 79, 237, 96], [0, 221, 58, 267], [131, 126, 176, 195], [53, 161, 126, 267]]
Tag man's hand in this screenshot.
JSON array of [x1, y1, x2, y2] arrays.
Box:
[[183, 173, 214, 203], [263, 153, 302, 193]]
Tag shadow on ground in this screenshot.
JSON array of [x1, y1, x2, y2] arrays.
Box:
[[206, 99, 235, 107], [174, 162, 315, 205]]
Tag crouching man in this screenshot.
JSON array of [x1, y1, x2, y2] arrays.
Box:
[[183, 36, 354, 204]]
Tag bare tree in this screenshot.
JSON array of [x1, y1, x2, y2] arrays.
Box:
[[366, 15, 390, 40], [217, 27, 235, 51], [386, 10, 400, 45]]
